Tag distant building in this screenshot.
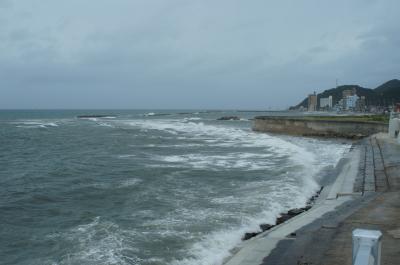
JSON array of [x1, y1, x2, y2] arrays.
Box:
[[345, 95, 359, 110], [320, 96, 333, 109], [341, 87, 360, 110], [356, 96, 366, 112], [308, 92, 317, 111], [342, 88, 356, 98], [335, 99, 344, 111]]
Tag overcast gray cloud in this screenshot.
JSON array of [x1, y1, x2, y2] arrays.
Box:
[[0, 0, 399, 109]]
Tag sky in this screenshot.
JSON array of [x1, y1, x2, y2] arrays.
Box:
[[0, 0, 399, 109]]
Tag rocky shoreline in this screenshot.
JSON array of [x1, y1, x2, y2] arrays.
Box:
[[242, 186, 324, 241]]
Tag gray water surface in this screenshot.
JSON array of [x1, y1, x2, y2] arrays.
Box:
[[0, 110, 349, 265]]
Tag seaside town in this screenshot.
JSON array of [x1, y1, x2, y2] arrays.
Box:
[[305, 88, 365, 112], [290, 79, 400, 114]]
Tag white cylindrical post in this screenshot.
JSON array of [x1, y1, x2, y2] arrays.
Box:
[[389, 118, 400, 138], [352, 229, 382, 265]]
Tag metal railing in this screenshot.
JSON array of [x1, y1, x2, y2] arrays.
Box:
[[352, 229, 382, 265]]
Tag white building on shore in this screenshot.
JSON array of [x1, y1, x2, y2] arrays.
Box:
[[345, 95, 359, 110], [320, 96, 333, 109]]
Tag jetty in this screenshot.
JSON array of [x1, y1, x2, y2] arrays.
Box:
[[253, 115, 388, 139], [223, 133, 400, 265]]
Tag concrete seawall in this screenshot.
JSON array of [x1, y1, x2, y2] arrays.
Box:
[[260, 134, 400, 265], [253, 116, 388, 138], [223, 145, 362, 265], [224, 134, 400, 265]]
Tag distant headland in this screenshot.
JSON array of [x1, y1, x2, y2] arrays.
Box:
[[290, 79, 400, 112]]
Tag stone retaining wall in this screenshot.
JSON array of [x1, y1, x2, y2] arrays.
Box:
[[253, 117, 388, 138]]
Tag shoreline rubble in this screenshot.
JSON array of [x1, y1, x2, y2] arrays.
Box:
[[242, 187, 323, 241]]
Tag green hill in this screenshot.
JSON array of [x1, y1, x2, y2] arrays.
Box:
[[374, 79, 400, 106], [290, 79, 400, 110]]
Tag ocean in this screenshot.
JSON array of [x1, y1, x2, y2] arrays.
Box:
[[0, 110, 349, 265]]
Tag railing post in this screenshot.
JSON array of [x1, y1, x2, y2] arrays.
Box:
[[352, 229, 382, 265]]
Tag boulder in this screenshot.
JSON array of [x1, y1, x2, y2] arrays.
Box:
[[276, 213, 292, 225], [217, 116, 240, 121], [288, 208, 305, 216], [260, 223, 274, 231], [303, 205, 312, 211], [242, 232, 260, 241]]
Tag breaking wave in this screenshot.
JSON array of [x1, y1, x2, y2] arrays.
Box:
[[14, 121, 59, 128], [115, 118, 348, 265], [4, 113, 349, 265]]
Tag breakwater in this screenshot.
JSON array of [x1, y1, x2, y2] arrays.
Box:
[[253, 116, 388, 138]]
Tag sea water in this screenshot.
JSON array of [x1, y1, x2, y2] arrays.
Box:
[[0, 110, 349, 265]]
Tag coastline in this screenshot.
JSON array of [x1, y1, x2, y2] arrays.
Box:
[[1, 110, 354, 265], [261, 133, 400, 265], [223, 139, 362, 265]]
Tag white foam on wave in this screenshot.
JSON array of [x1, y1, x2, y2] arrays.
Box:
[[154, 152, 274, 171], [210, 196, 239, 204], [54, 217, 141, 265], [78, 117, 115, 128], [126, 116, 344, 162], [183, 117, 202, 121], [166, 159, 347, 265], [166, 178, 317, 265], [168, 191, 293, 265], [97, 122, 114, 127], [116, 118, 350, 265], [121, 118, 348, 185], [144, 143, 204, 148], [79, 117, 99, 121], [281, 136, 350, 191], [118, 119, 221, 136], [14, 120, 59, 128], [117, 154, 137, 159], [116, 119, 290, 153], [119, 178, 142, 188], [170, 228, 243, 265]]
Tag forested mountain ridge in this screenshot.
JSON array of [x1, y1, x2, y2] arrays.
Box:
[[291, 79, 400, 109]]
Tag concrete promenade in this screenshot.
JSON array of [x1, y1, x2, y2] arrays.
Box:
[[224, 133, 400, 265]]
